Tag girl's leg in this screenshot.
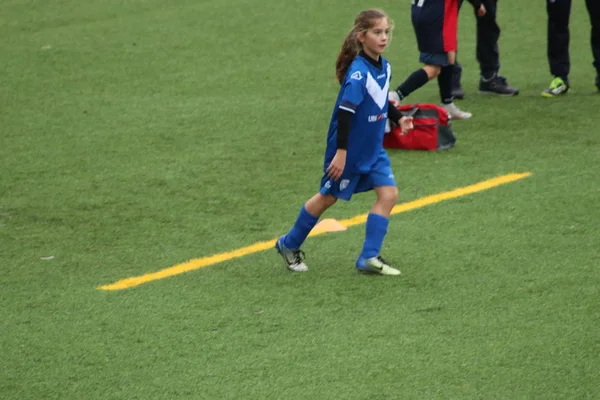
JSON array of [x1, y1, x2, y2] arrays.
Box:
[[277, 193, 337, 272], [359, 186, 398, 260], [438, 65, 455, 105], [283, 193, 337, 250], [447, 51, 456, 65], [438, 51, 456, 104], [395, 64, 440, 100], [356, 186, 400, 275], [439, 51, 472, 119]]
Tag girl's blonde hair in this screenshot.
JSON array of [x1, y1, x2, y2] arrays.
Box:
[[335, 9, 392, 84]]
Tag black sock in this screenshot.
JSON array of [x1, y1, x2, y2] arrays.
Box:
[[438, 65, 454, 104], [481, 71, 497, 81], [452, 63, 463, 90], [396, 68, 430, 99]]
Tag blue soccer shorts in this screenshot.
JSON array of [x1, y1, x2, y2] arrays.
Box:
[[319, 153, 396, 201]]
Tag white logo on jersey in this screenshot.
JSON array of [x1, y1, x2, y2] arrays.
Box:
[[365, 63, 391, 109], [339, 179, 350, 191], [368, 112, 388, 122], [350, 71, 362, 80], [324, 180, 332, 189]]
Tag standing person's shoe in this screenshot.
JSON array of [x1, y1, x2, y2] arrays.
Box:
[[595, 75, 600, 92], [541, 77, 569, 97], [479, 74, 519, 96], [442, 102, 472, 120]]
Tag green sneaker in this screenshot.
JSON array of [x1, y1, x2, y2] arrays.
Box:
[[356, 256, 401, 276], [541, 77, 569, 97]]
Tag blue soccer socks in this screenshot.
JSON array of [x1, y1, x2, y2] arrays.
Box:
[[283, 205, 319, 250], [359, 213, 389, 260]]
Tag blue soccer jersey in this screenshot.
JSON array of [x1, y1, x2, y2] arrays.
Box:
[[324, 54, 391, 174]]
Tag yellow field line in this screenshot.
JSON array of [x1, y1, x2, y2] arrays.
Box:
[[98, 172, 531, 291]]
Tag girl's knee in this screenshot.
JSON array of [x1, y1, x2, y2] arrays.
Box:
[[306, 193, 337, 215], [423, 65, 442, 79], [447, 51, 456, 65], [378, 186, 398, 205]]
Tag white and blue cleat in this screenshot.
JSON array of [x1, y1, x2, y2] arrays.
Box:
[[356, 255, 401, 276], [275, 236, 309, 272]]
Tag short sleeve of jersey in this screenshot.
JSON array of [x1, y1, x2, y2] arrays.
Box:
[[339, 67, 366, 114]]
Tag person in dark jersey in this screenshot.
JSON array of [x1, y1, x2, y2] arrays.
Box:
[[390, 0, 485, 119]]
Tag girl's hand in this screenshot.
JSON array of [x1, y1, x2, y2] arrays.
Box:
[[399, 116, 414, 136], [326, 149, 347, 181], [477, 4, 486, 17]]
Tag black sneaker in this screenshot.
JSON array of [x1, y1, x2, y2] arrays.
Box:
[[452, 87, 465, 100], [479, 75, 519, 96]]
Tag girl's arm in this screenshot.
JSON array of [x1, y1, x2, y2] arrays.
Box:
[[388, 103, 414, 135], [387, 102, 403, 126], [326, 110, 352, 181], [336, 109, 353, 150]]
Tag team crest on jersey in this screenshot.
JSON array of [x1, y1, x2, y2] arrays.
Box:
[[350, 71, 362, 81], [339, 179, 350, 191]]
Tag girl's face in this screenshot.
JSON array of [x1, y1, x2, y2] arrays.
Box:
[[358, 18, 391, 59]]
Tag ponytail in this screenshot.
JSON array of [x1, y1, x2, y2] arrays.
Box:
[[335, 30, 360, 84]]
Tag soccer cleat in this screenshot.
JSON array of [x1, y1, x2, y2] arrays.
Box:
[[595, 75, 600, 92], [451, 87, 465, 100], [442, 102, 472, 120], [541, 77, 569, 97], [275, 236, 308, 272], [356, 256, 401, 276], [479, 75, 519, 96]]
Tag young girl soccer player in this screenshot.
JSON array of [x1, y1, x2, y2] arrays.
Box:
[[276, 9, 414, 276], [390, 0, 486, 119]]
